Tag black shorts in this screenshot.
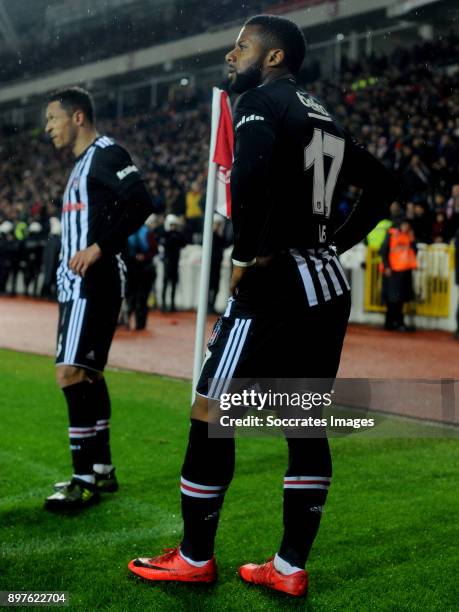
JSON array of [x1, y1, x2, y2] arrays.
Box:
[[55, 295, 121, 372], [196, 291, 351, 400]]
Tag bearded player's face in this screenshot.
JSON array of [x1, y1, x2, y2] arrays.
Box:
[[45, 101, 77, 150], [225, 26, 266, 94]]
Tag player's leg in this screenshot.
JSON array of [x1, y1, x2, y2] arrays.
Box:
[[55, 364, 102, 481], [46, 297, 120, 510], [240, 292, 351, 597], [179, 394, 235, 563], [277, 435, 332, 568], [44, 362, 102, 510], [128, 306, 253, 582], [87, 294, 121, 487], [128, 393, 231, 583]]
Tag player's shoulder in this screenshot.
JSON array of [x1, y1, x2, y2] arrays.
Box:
[[94, 135, 117, 150], [236, 78, 292, 109], [92, 136, 131, 159], [233, 81, 288, 129], [91, 136, 134, 166]]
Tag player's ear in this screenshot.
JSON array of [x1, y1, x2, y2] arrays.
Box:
[[267, 48, 284, 68], [73, 109, 85, 127]]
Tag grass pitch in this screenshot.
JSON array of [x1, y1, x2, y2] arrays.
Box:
[[0, 349, 457, 611]]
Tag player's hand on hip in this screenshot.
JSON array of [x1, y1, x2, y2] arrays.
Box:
[[69, 243, 102, 277], [230, 265, 247, 296]]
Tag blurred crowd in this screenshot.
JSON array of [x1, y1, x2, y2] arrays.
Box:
[[1, 1, 321, 85], [0, 0, 271, 85], [310, 31, 459, 240], [1, 33, 459, 315]]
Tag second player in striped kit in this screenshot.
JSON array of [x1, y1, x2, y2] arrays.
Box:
[[44, 87, 154, 510]]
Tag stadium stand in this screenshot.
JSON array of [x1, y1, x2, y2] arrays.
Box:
[[0, 1, 277, 85], [1, 33, 458, 309]]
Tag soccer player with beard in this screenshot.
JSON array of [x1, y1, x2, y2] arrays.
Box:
[[129, 15, 398, 596]]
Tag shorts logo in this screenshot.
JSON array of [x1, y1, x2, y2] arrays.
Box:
[[208, 319, 223, 347], [56, 334, 62, 357], [117, 165, 138, 180], [85, 350, 95, 360]]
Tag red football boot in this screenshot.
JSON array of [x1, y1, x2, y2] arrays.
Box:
[[239, 558, 308, 597], [128, 547, 217, 583]]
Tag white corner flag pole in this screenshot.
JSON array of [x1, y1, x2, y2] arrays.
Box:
[[192, 88, 221, 399]]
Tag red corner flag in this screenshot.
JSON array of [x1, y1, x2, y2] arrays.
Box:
[[211, 89, 233, 218]]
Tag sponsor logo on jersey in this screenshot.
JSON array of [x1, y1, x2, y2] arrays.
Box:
[[62, 202, 86, 213], [296, 91, 331, 117], [116, 165, 139, 180], [235, 114, 265, 130]]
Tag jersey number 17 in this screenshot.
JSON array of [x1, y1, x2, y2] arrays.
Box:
[[305, 128, 345, 242]]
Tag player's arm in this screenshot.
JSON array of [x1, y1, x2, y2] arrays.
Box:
[[96, 181, 154, 255], [332, 134, 400, 254], [70, 147, 154, 276], [230, 89, 277, 293]]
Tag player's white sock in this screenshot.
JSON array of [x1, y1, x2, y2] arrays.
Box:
[[73, 473, 96, 485], [179, 548, 210, 567], [274, 553, 303, 575], [93, 463, 114, 475]]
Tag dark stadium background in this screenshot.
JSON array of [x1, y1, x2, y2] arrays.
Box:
[[0, 1, 457, 610]]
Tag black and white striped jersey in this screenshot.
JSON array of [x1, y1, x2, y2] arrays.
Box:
[[57, 136, 144, 303], [230, 76, 398, 307]]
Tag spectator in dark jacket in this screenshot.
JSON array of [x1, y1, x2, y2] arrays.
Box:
[[126, 214, 159, 330], [160, 214, 187, 313]]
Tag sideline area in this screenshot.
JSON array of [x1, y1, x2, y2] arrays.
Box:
[[1, 296, 458, 423]]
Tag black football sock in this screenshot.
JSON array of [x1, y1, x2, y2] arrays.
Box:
[[63, 381, 98, 476], [180, 419, 235, 561], [278, 437, 332, 569], [92, 377, 112, 466]]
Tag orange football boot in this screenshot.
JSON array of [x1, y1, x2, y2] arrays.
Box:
[[239, 558, 308, 596], [128, 547, 217, 583]]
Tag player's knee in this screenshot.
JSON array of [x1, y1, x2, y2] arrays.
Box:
[[55, 365, 89, 388], [191, 394, 209, 422]]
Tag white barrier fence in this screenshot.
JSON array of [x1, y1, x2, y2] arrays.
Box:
[[157, 243, 457, 332]]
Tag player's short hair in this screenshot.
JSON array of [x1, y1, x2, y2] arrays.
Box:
[[47, 87, 95, 124], [245, 14, 306, 75]]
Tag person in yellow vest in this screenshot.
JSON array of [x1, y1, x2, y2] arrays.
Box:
[[366, 218, 392, 250], [185, 180, 203, 241], [379, 218, 417, 331]]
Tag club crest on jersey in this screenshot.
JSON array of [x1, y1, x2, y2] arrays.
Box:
[[208, 318, 223, 346]]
